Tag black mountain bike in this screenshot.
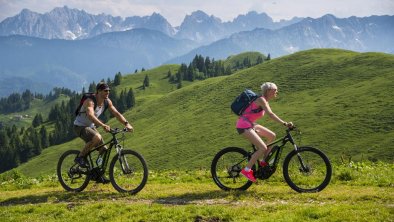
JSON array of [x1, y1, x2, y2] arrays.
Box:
[[57, 128, 148, 194], [211, 127, 332, 193]]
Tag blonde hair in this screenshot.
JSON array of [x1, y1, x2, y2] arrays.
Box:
[[260, 82, 277, 96]]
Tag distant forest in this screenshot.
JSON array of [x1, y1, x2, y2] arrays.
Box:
[[0, 54, 266, 173]]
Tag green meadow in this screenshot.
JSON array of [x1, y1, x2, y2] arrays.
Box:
[[13, 48, 394, 177], [1, 49, 393, 221], [0, 162, 393, 221]]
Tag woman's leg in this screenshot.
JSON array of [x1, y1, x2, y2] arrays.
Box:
[[254, 125, 276, 158], [241, 128, 268, 169]]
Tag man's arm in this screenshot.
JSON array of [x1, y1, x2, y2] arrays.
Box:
[[107, 99, 134, 132]]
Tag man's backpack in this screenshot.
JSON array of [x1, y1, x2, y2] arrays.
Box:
[[74, 93, 108, 116], [230, 89, 260, 116]]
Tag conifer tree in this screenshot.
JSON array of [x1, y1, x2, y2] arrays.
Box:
[[143, 75, 150, 87], [257, 56, 263, 64], [40, 126, 49, 148], [88, 82, 96, 92], [126, 88, 135, 109], [167, 70, 172, 79], [114, 72, 122, 85], [32, 113, 43, 127]]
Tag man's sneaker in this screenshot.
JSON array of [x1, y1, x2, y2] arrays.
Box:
[[241, 169, 256, 182], [259, 161, 268, 167], [74, 156, 89, 168]]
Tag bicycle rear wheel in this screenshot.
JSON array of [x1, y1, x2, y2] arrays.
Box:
[[283, 146, 332, 193], [109, 149, 148, 194], [211, 147, 253, 191], [57, 150, 90, 192]]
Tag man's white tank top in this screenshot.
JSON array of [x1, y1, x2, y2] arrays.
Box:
[[74, 105, 105, 128]]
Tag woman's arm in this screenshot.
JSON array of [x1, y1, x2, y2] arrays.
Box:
[[255, 97, 288, 126]]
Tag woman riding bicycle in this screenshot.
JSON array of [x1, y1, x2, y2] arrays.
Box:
[[237, 82, 293, 182]]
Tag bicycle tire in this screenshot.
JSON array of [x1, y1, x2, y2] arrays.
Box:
[[109, 149, 148, 194], [57, 150, 90, 192], [283, 146, 332, 193], [211, 147, 253, 191]]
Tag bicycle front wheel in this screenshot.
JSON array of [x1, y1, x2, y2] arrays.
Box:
[[283, 146, 332, 193], [57, 150, 90, 192], [109, 149, 148, 194], [211, 147, 253, 191]]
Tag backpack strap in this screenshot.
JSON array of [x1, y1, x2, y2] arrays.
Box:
[[103, 98, 109, 113], [90, 94, 98, 110], [241, 100, 263, 115], [75, 94, 97, 116]]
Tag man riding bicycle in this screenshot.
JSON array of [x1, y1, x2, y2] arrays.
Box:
[[73, 82, 133, 182]]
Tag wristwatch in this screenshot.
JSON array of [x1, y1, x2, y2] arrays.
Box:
[[124, 121, 129, 125]]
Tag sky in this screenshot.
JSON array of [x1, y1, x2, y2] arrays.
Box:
[[0, 0, 393, 26]]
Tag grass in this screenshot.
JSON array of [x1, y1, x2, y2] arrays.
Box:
[[0, 162, 393, 221], [0, 94, 70, 128], [4, 48, 394, 178]]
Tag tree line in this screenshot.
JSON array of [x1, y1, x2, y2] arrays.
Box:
[[167, 54, 267, 88], [0, 54, 267, 173]]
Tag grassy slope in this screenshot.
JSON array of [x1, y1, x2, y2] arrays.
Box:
[[16, 49, 394, 177], [0, 94, 69, 128]]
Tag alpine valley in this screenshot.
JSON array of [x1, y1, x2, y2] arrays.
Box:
[[0, 6, 393, 97]]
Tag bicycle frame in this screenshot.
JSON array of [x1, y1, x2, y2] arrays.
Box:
[[251, 128, 299, 179], [85, 129, 125, 175]]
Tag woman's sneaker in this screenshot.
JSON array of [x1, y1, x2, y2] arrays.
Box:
[[259, 161, 268, 167], [241, 169, 256, 182]]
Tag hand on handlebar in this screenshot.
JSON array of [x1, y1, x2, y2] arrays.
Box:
[[102, 124, 111, 132], [125, 123, 134, 133], [284, 121, 295, 129]]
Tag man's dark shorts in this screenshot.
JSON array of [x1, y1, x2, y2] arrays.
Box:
[[73, 125, 99, 142]]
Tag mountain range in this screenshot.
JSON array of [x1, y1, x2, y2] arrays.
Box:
[[0, 6, 393, 97], [0, 6, 302, 44]]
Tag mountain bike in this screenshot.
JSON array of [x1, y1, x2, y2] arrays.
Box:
[[57, 128, 148, 194], [211, 126, 332, 193]]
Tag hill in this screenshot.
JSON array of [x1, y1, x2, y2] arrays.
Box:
[[15, 49, 394, 177]]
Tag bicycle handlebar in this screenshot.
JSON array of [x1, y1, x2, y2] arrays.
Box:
[[286, 125, 297, 132], [110, 127, 129, 134]]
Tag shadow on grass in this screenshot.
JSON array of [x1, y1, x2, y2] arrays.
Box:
[[0, 188, 254, 207], [0, 189, 124, 206], [152, 190, 253, 205]]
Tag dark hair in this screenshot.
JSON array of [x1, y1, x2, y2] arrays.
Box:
[[96, 82, 110, 92]]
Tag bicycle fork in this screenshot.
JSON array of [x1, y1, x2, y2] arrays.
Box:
[[116, 144, 132, 174], [293, 144, 310, 173]]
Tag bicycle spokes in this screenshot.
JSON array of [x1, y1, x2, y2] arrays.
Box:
[[211, 147, 253, 191], [109, 150, 148, 194], [119, 155, 133, 174], [296, 153, 310, 172], [57, 150, 90, 192], [283, 147, 332, 193]]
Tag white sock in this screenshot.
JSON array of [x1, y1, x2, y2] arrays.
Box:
[[244, 167, 251, 172]]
